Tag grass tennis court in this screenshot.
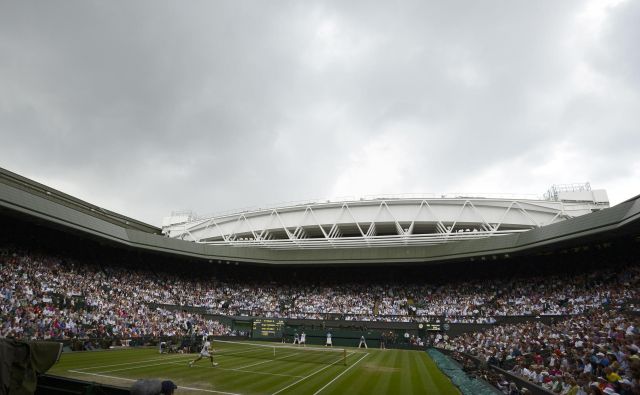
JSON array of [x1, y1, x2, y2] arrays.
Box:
[[48, 341, 459, 394]]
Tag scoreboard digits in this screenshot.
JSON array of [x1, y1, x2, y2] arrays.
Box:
[[424, 323, 441, 331], [252, 319, 285, 339], [419, 323, 442, 331]]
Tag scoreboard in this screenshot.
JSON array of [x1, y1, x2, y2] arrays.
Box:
[[252, 319, 285, 339], [424, 323, 441, 331], [418, 323, 442, 331]]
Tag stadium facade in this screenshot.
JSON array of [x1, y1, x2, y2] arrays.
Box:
[[1, 166, 638, 265]]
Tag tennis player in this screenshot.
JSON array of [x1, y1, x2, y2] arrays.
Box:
[[189, 336, 218, 367], [158, 341, 167, 354], [358, 335, 368, 349], [325, 331, 332, 347], [300, 331, 306, 347]]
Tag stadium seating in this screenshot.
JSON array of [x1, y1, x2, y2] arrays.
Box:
[[1, 246, 638, 335], [2, 245, 639, 394]]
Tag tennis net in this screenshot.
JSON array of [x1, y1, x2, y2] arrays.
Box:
[[211, 339, 351, 366]]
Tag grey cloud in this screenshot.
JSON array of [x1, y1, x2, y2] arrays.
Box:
[[0, 0, 638, 225]]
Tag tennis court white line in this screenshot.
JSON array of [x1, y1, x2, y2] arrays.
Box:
[[216, 341, 352, 355], [235, 359, 272, 369], [235, 352, 300, 370], [270, 356, 345, 395], [74, 354, 194, 371], [68, 370, 242, 395], [172, 362, 304, 378], [216, 346, 270, 357], [312, 353, 369, 395], [68, 370, 137, 382], [98, 359, 194, 374]]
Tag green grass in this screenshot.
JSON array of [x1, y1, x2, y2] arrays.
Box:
[[49, 341, 459, 395]]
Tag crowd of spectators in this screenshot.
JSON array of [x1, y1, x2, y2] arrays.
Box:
[[1, 246, 639, 338], [211, 265, 638, 322], [0, 250, 232, 340], [3, 247, 640, 328], [437, 311, 640, 394], [2, 244, 640, 392]]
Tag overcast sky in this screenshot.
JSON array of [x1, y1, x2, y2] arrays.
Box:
[[1, 0, 639, 226]]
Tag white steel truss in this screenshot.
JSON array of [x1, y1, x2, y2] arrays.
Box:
[[162, 197, 606, 249]]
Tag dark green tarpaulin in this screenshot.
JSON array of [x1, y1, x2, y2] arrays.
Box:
[[426, 348, 499, 395], [0, 339, 62, 395]]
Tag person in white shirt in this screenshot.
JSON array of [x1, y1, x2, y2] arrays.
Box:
[[300, 332, 306, 347], [189, 336, 218, 367], [326, 332, 332, 347], [358, 335, 368, 349]]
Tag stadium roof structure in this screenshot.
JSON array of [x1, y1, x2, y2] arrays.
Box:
[[161, 189, 609, 249], [1, 166, 639, 265], [0, 167, 159, 234]]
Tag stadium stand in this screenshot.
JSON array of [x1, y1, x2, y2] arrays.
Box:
[[2, 245, 639, 340], [0, 249, 233, 341], [2, 239, 639, 393], [437, 309, 640, 393], [1, 170, 639, 394]]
